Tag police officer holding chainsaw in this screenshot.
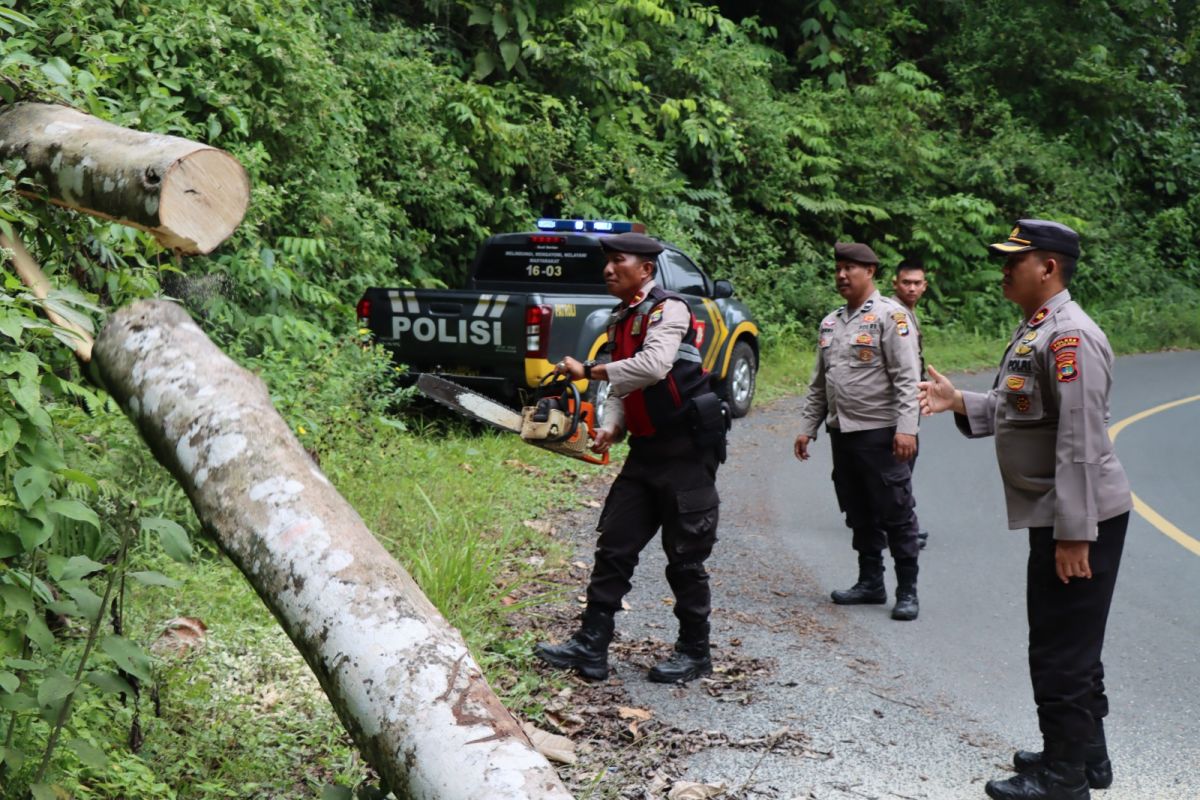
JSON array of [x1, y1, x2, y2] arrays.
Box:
[[535, 231, 729, 684]]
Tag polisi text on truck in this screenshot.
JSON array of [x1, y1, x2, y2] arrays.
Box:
[[392, 316, 502, 345]]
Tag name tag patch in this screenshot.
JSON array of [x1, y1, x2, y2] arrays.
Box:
[[1051, 336, 1080, 352]]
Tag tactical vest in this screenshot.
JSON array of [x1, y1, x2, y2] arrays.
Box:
[[606, 285, 710, 438]]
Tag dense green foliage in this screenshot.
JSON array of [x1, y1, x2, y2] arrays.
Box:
[[2, 0, 1198, 796]]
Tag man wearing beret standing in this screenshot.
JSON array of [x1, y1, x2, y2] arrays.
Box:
[[535, 231, 727, 684], [920, 220, 1131, 800], [794, 242, 924, 620]]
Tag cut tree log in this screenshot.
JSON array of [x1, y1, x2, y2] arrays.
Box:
[[0, 103, 248, 255], [93, 300, 573, 800]]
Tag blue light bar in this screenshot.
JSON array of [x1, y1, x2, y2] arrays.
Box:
[[535, 218, 646, 234]]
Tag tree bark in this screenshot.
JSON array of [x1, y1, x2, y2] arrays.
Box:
[[0, 103, 248, 255], [93, 300, 573, 800]]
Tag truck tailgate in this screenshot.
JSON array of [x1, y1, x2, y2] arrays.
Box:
[[368, 288, 526, 368]]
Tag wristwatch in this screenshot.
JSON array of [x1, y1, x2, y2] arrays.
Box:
[[583, 359, 598, 380]]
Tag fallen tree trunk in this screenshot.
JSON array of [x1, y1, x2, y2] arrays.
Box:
[[0, 103, 248, 255], [93, 300, 573, 800]]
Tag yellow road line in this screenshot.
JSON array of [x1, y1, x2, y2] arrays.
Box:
[[1109, 394, 1200, 555]]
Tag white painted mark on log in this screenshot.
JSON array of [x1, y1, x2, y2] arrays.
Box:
[[144, 193, 159, 216]]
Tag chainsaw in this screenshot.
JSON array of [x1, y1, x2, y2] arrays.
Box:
[[417, 373, 609, 465]]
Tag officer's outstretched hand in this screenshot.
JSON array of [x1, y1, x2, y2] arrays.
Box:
[[893, 432, 917, 462], [1055, 540, 1092, 583], [793, 433, 811, 461], [919, 365, 964, 415]]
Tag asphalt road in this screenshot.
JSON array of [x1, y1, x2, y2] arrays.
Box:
[[610, 350, 1200, 800]]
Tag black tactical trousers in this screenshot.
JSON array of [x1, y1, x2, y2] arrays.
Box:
[[586, 432, 720, 632], [1027, 512, 1129, 759], [829, 426, 920, 560]]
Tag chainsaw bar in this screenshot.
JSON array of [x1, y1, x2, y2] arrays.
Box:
[[416, 374, 524, 433]]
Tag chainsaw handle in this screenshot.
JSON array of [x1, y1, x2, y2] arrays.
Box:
[[538, 376, 582, 444]]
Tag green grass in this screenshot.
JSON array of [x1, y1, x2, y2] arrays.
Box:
[[28, 419, 603, 800]]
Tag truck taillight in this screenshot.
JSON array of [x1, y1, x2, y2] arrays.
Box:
[[356, 298, 371, 321], [525, 304, 552, 357]]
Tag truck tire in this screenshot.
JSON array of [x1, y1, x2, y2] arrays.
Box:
[[718, 340, 757, 418], [587, 379, 612, 431]]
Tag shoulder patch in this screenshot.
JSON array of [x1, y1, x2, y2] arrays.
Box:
[[1051, 335, 1080, 352], [647, 306, 665, 326], [1056, 351, 1079, 382]]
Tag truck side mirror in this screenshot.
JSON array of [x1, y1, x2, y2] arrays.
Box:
[[712, 279, 734, 299]]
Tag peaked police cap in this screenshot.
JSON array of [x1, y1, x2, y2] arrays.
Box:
[[988, 219, 1080, 259]]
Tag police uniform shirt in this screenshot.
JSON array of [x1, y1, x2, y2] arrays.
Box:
[[798, 290, 922, 438], [892, 297, 925, 380], [955, 289, 1132, 540], [600, 280, 691, 436]]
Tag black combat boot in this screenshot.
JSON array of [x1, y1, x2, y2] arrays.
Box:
[[831, 552, 886, 605], [648, 622, 712, 684], [891, 557, 919, 621], [1014, 724, 1112, 789], [987, 742, 1090, 800], [534, 607, 614, 680]]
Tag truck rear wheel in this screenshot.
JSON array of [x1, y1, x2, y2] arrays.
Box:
[[587, 379, 612, 431], [718, 340, 757, 418]]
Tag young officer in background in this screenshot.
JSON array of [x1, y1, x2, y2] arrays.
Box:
[[794, 242, 924, 621], [920, 219, 1130, 800], [891, 259, 931, 548]]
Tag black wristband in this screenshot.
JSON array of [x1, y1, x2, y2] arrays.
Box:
[[583, 360, 595, 380]]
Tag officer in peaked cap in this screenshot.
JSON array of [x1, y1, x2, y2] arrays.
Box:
[[920, 218, 1131, 800], [794, 241, 924, 621], [536, 229, 729, 685]]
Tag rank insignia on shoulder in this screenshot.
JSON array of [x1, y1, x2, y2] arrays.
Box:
[[855, 333, 874, 345], [1056, 360, 1079, 382], [1021, 330, 1039, 344], [1006, 375, 1027, 390], [1015, 344, 1033, 355], [1029, 306, 1050, 327], [1051, 335, 1080, 352]]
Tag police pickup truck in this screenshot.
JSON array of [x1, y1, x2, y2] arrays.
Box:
[[356, 219, 761, 418]]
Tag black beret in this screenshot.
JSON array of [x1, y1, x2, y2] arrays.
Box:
[[600, 232, 664, 257], [988, 219, 1080, 259], [834, 241, 879, 265]]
